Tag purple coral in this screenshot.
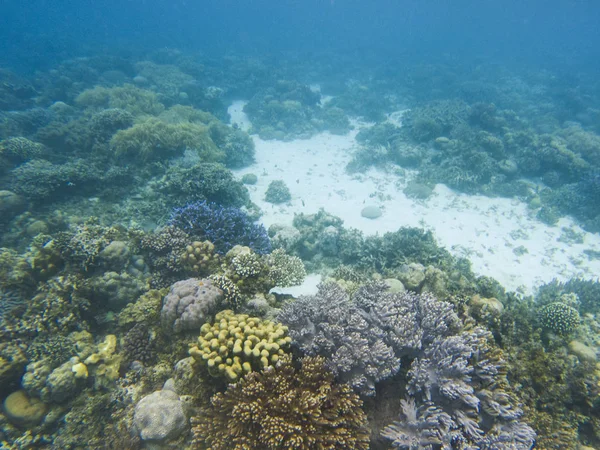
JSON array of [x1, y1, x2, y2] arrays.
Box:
[[279, 281, 535, 447], [381, 398, 454, 449], [397, 327, 535, 449], [169, 200, 271, 254], [278, 282, 400, 396], [161, 278, 223, 333]]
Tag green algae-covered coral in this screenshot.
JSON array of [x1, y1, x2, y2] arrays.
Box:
[[0, 137, 45, 163], [117, 288, 165, 328], [265, 179, 292, 204], [539, 302, 580, 335], [267, 248, 306, 287], [189, 310, 291, 381], [110, 117, 224, 162], [191, 354, 370, 450], [75, 83, 165, 116]]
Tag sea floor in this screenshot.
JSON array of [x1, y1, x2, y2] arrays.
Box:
[[230, 101, 600, 295]]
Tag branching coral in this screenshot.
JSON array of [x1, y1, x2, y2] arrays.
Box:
[[267, 248, 306, 287], [191, 354, 370, 450], [169, 200, 271, 255], [278, 282, 402, 396], [279, 281, 535, 446]]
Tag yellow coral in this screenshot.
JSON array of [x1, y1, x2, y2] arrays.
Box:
[[71, 362, 88, 379], [189, 310, 291, 381], [82, 335, 122, 389], [181, 240, 218, 274], [3, 390, 48, 426]]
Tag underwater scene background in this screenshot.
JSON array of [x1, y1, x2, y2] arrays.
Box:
[[1, 0, 600, 448]]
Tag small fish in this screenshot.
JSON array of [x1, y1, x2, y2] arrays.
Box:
[[302, 199, 305, 207]]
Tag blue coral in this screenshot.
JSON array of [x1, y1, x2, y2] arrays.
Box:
[[169, 200, 271, 255]]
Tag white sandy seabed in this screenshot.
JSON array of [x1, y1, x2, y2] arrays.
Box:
[[229, 101, 600, 296]]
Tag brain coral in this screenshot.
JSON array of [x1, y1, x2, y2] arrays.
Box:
[[161, 278, 223, 333]]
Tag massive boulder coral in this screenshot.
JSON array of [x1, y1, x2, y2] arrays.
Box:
[[191, 354, 370, 450], [161, 278, 224, 333], [133, 385, 188, 445]]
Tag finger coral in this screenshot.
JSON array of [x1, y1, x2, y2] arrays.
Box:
[[189, 310, 291, 381], [191, 354, 370, 450]]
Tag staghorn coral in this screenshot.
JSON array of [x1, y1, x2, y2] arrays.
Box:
[[189, 309, 291, 381], [191, 354, 370, 450], [169, 200, 271, 255]]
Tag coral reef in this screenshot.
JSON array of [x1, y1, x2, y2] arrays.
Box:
[[75, 84, 165, 116], [0, 137, 45, 163], [110, 117, 224, 162], [159, 162, 250, 208], [191, 354, 370, 449], [278, 282, 463, 396], [53, 220, 121, 271], [208, 121, 255, 168], [243, 80, 325, 140]]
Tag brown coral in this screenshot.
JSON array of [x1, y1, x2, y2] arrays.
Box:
[[191, 355, 370, 450]]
